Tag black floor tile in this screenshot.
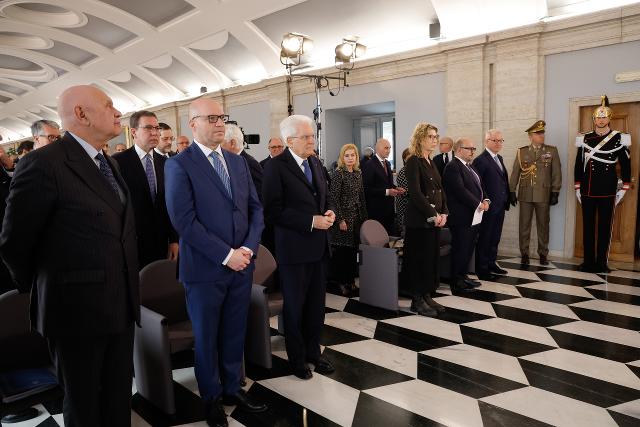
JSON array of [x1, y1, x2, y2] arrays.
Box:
[[570, 306, 640, 331], [479, 401, 553, 427], [343, 299, 411, 321], [460, 325, 556, 357], [516, 286, 592, 305], [608, 409, 640, 427], [453, 289, 519, 303], [599, 275, 640, 287], [132, 381, 204, 426], [417, 354, 527, 398], [627, 364, 640, 379], [536, 273, 604, 287], [320, 324, 369, 347], [319, 348, 413, 390], [244, 354, 292, 381], [374, 322, 460, 352], [432, 306, 494, 324], [352, 392, 445, 427], [492, 304, 577, 327], [547, 329, 640, 363], [231, 383, 339, 427], [324, 306, 339, 314], [519, 359, 640, 407], [35, 418, 60, 427], [585, 289, 640, 306], [42, 397, 63, 415], [497, 261, 554, 272]]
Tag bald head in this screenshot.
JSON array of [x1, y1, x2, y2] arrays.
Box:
[[439, 136, 453, 153], [375, 138, 391, 159], [188, 98, 226, 148], [58, 85, 122, 150]]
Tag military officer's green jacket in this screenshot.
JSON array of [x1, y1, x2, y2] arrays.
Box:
[[509, 144, 562, 203]]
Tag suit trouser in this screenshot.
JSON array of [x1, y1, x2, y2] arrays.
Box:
[[403, 227, 440, 297], [581, 196, 615, 267], [279, 259, 327, 369], [184, 273, 251, 402], [450, 223, 479, 280], [476, 207, 506, 274], [519, 201, 550, 257], [48, 325, 134, 427]]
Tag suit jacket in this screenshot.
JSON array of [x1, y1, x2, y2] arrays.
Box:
[[113, 147, 178, 268], [442, 157, 486, 227], [240, 150, 263, 202], [404, 156, 449, 228], [259, 156, 271, 169], [165, 143, 263, 283], [0, 133, 140, 337], [262, 148, 332, 265], [472, 150, 510, 211], [433, 152, 453, 178], [362, 156, 395, 222]]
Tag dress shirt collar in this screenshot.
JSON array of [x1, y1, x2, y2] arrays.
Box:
[[154, 147, 168, 157], [194, 139, 224, 159], [288, 147, 307, 168], [442, 151, 450, 162], [455, 155, 470, 167], [134, 143, 153, 160], [486, 147, 500, 159], [68, 131, 100, 163], [375, 153, 386, 164]]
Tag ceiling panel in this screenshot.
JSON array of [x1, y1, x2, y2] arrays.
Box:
[[112, 74, 156, 104], [17, 3, 68, 13], [144, 56, 200, 94], [0, 54, 42, 72], [0, 83, 27, 96], [38, 41, 96, 66], [0, 94, 12, 103], [192, 34, 266, 83], [98, 0, 194, 27], [63, 14, 137, 49]]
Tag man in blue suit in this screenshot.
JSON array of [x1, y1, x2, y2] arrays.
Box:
[[473, 129, 510, 280], [165, 98, 266, 427]]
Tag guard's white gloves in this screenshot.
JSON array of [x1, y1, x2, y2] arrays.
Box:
[[615, 189, 626, 206]]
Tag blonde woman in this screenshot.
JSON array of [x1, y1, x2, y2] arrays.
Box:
[[403, 123, 448, 316], [329, 144, 368, 296]]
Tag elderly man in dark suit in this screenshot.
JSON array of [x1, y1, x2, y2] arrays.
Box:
[[443, 137, 489, 292], [362, 138, 405, 234], [263, 115, 335, 380], [472, 129, 510, 279], [259, 137, 285, 168], [0, 85, 140, 426], [113, 110, 178, 269], [433, 136, 454, 178], [222, 123, 263, 201], [165, 98, 266, 426]]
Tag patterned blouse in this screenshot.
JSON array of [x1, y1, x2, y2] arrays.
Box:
[[329, 168, 368, 247], [395, 166, 409, 233]]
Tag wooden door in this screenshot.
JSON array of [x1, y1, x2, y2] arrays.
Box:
[[574, 102, 640, 262]]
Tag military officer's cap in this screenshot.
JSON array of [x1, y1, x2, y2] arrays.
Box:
[[593, 95, 613, 119], [525, 120, 545, 134]]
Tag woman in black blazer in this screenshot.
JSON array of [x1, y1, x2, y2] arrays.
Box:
[[402, 123, 449, 316]]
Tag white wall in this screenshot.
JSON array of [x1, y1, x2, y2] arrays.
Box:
[[545, 40, 640, 252], [324, 110, 355, 165], [228, 100, 271, 161], [293, 72, 446, 165]]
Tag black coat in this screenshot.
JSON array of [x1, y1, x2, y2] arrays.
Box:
[[262, 148, 332, 265], [472, 150, 510, 211], [113, 147, 178, 269], [240, 150, 263, 202], [0, 133, 140, 337], [362, 156, 395, 227], [433, 152, 452, 179], [404, 156, 448, 228], [442, 157, 486, 227]]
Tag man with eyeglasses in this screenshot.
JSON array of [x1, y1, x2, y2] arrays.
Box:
[[443, 137, 489, 292], [472, 129, 510, 280], [31, 119, 61, 150], [433, 136, 454, 178], [113, 110, 178, 269], [157, 122, 176, 157], [509, 120, 561, 265], [259, 137, 284, 168], [165, 98, 266, 426], [176, 135, 190, 153]]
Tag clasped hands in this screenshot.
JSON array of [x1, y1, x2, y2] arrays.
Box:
[[227, 247, 253, 271], [388, 187, 406, 197], [313, 210, 336, 230], [434, 214, 447, 227]]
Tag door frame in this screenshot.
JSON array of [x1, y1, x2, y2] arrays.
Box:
[[563, 91, 640, 259]]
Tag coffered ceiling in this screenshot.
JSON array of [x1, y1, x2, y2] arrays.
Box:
[[0, 0, 637, 140]]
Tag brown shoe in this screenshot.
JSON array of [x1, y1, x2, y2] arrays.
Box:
[[539, 255, 549, 265], [521, 254, 530, 265]]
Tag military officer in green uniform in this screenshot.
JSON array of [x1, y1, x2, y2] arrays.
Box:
[[509, 120, 562, 265]]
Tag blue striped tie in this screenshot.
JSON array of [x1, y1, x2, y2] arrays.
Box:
[[209, 151, 231, 197], [95, 153, 120, 197], [144, 154, 156, 202], [302, 159, 312, 184]]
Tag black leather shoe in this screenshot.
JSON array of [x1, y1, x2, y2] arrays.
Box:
[[451, 280, 475, 293], [204, 400, 228, 427], [339, 283, 353, 297], [521, 254, 530, 265], [423, 295, 445, 313], [490, 265, 508, 275], [223, 390, 267, 413], [595, 264, 611, 273], [310, 357, 335, 374], [292, 366, 313, 380], [539, 255, 549, 265], [463, 278, 481, 288], [578, 263, 596, 273], [410, 297, 438, 316], [476, 272, 498, 281]]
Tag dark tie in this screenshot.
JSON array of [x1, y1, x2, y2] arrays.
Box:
[[95, 153, 120, 197], [382, 159, 389, 176], [302, 159, 313, 184], [443, 153, 449, 164], [494, 155, 502, 171], [144, 154, 156, 202], [209, 151, 232, 197]]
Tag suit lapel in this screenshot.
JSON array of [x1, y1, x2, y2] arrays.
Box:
[[222, 150, 243, 209], [187, 144, 232, 201], [283, 149, 314, 192], [126, 147, 155, 204]]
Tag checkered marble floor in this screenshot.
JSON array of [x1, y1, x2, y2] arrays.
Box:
[[7, 258, 640, 426]]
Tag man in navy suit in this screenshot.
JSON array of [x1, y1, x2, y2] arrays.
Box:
[[165, 98, 266, 426], [443, 137, 489, 292], [262, 115, 335, 380], [362, 138, 404, 234], [472, 129, 510, 280]]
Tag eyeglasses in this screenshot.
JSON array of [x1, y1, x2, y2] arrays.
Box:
[[161, 136, 175, 142], [190, 114, 230, 124], [269, 145, 284, 149], [290, 135, 315, 141], [38, 134, 60, 142], [137, 125, 161, 132], [488, 138, 505, 144], [460, 147, 477, 152]]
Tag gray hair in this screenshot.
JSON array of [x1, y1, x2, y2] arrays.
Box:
[[280, 115, 314, 142], [484, 128, 502, 141], [224, 123, 244, 144], [31, 119, 60, 138], [453, 137, 472, 151]]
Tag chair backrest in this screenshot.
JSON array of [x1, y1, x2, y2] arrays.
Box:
[[139, 260, 188, 324], [252, 245, 277, 290], [360, 219, 389, 247]]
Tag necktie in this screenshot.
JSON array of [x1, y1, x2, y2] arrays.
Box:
[[382, 160, 389, 176], [144, 154, 156, 202], [443, 153, 449, 164], [467, 163, 482, 191], [494, 155, 503, 171], [302, 159, 313, 184], [95, 153, 120, 197], [209, 151, 231, 197]]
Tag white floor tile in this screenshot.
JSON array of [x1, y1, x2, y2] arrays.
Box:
[[481, 387, 618, 426], [365, 379, 483, 427], [131, 411, 152, 427], [270, 335, 288, 361], [605, 270, 640, 280], [628, 360, 640, 367], [422, 343, 529, 384], [587, 282, 640, 296], [463, 318, 558, 347], [324, 311, 378, 338], [521, 348, 640, 390], [570, 299, 640, 318], [476, 281, 522, 296], [330, 339, 418, 377], [517, 281, 595, 298], [494, 297, 580, 319], [540, 268, 605, 282], [325, 293, 350, 311], [172, 367, 199, 395], [499, 257, 557, 268], [381, 314, 463, 343], [4, 405, 51, 427], [549, 321, 640, 348], [608, 399, 640, 420], [260, 374, 360, 426], [432, 295, 497, 317], [500, 268, 542, 281]]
